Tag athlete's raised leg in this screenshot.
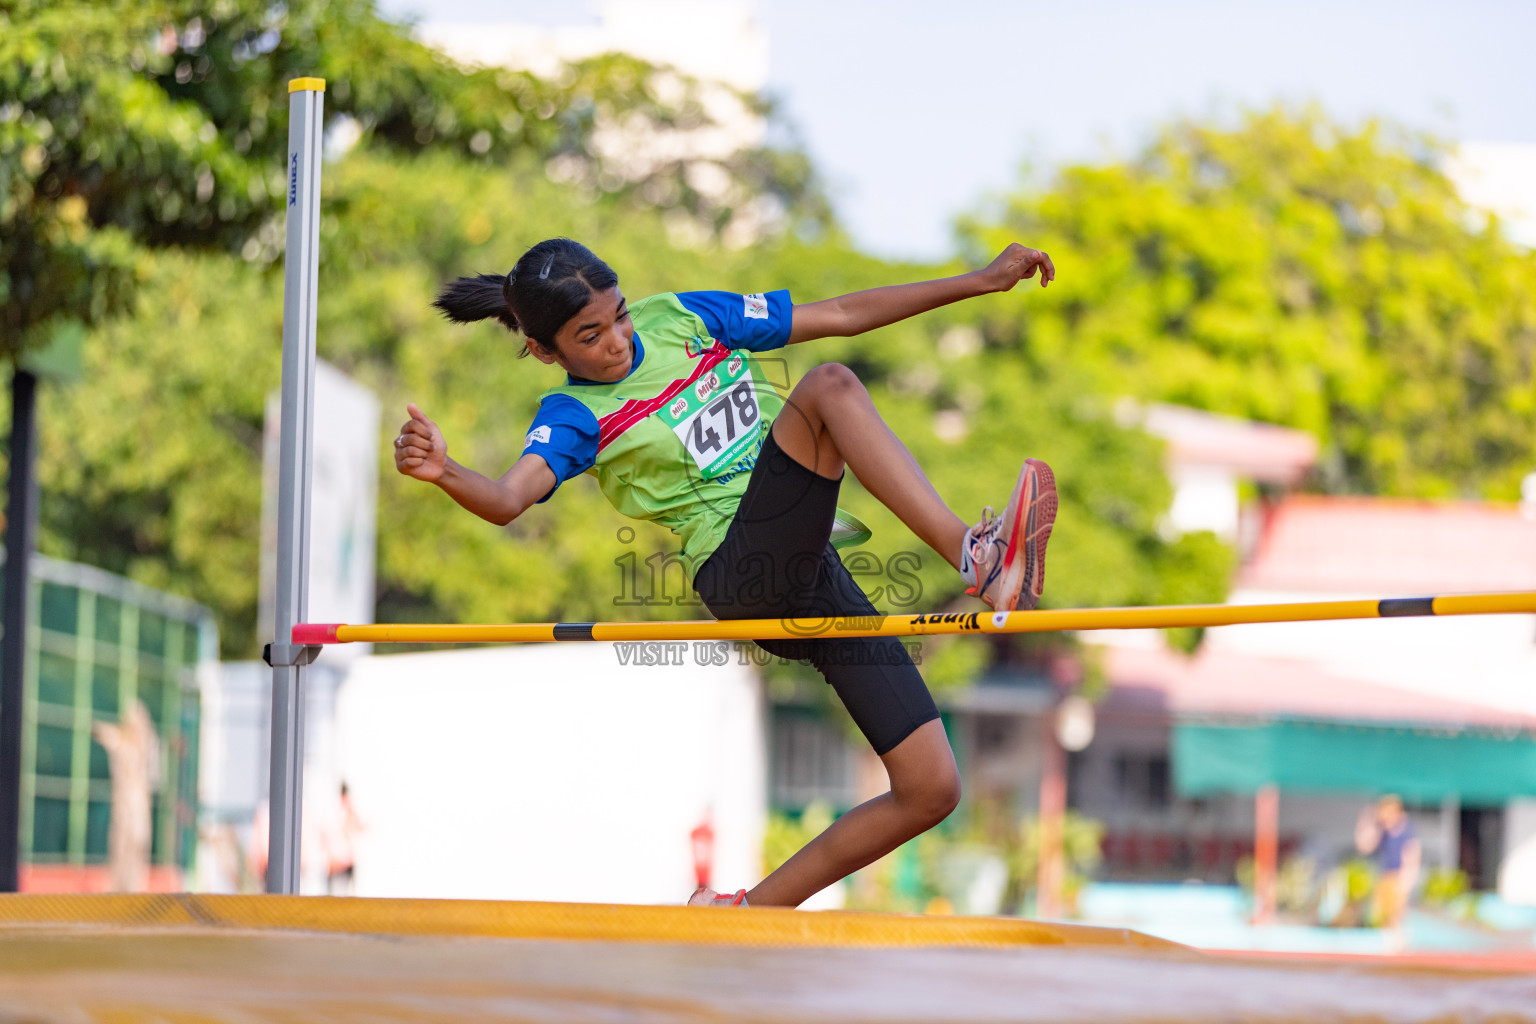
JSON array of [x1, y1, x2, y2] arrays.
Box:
[[772, 362, 1057, 612], [746, 718, 959, 907], [771, 363, 968, 571]]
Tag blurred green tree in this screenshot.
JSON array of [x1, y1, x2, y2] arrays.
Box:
[[964, 107, 1536, 499], [4, 0, 831, 653], [1, 0, 827, 353]]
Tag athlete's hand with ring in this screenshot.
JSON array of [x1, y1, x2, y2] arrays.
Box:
[[980, 242, 1055, 292], [394, 403, 447, 483]]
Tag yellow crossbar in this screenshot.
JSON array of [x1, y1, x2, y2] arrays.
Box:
[[292, 591, 1536, 645]]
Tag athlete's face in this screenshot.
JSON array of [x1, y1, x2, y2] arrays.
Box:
[[530, 286, 634, 382]]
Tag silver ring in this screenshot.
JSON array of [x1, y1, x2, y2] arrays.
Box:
[[394, 436, 404, 448]]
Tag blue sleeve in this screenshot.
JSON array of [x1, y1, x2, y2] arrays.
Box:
[[523, 394, 599, 503], [675, 289, 793, 352]]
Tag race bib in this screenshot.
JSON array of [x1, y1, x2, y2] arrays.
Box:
[[656, 353, 762, 479]]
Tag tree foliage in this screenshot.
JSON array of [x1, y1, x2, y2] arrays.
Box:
[[964, 108, 1536, 499], [1, 0, 827, 355], [3, 0, 835, 655]]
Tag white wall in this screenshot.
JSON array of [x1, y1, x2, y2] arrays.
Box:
[[1501, 798, 1536, 906], [197, 660, 352, 894], [335, 642, 767, 904], [1166, 465, 1240, 540], [259, 361, 381, 666]]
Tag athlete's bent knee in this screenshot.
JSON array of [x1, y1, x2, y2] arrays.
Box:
[[903, 769, 961, 830], [802, 362, 864, 398]]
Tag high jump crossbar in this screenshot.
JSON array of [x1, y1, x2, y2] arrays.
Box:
[[293, 591, 1536, 646]]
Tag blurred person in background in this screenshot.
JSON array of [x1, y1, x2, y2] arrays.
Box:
[[247, 796, 332, 893], [1356, 794, 1420, 944], [324, 783, 366, 895], [92, 701, 159, 893]]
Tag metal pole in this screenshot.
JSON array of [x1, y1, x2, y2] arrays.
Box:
[[265, 78, 325, 895], [1035, 721, 1066, 918], [0, 368, 38, 892], [1252, 784, 1280, 925]]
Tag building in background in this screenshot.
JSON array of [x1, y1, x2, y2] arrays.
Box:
[[1124, 401, 1317, 548], [1005, 408, 1536, 907], [419, 0, 767, 95], [1169, 496, 1536, 900], [766, 402, 1536, 915], [13, 555, 216, 893], [1447, 143, 1536, 249]]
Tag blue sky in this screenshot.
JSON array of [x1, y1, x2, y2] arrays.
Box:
[[378, 0, 1536, 261]]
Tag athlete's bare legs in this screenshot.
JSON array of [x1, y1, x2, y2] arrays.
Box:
[[743, 364, 973, 907], [746, 719, 959, 907]]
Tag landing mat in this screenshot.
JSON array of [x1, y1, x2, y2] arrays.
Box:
[[2, 895, 1533, 1022]]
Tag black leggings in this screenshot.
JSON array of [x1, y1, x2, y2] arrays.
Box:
[[693, 428, 940, 755]]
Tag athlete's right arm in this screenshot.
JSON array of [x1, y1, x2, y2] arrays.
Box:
[[394, 403, 556, 526]]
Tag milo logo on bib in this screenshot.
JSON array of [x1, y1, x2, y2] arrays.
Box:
[[657, 353, 762, 479]]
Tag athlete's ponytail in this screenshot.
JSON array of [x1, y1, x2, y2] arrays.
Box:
[[433, 273, 520, 331], [432, 238, 619, 357]]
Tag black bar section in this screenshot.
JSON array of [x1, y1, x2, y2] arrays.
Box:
[[553, 622, 597, 641], [1378, 596, 1436, 618], [0, 369, 38, 892]]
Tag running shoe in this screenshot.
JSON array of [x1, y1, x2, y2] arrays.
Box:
[[687, 886, 750, 907], [964, 458, 1057, 611]]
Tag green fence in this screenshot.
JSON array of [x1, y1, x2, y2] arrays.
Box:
[[10, 555, 216, 873]]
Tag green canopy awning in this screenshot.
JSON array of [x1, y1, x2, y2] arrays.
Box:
[[1173, 719, 1536, 802]]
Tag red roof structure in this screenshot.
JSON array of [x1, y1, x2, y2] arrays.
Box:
[[1139, 403, 1318, 484], [1102, 644, 1536, 731], [1239, 496, 1536, 595]]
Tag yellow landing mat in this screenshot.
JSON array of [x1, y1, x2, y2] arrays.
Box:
[[0, 892, 1179, 949], [2, 895, 1535, 1023]]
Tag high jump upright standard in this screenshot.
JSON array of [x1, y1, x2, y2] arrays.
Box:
[[261, 78, 325, 895]]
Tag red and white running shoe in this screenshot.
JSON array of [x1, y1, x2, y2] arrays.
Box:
[[687, 886, 749, 907], [963, 458, 1057, 612]]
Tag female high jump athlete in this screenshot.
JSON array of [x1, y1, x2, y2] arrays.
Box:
[[395, 237, 1058, 908]]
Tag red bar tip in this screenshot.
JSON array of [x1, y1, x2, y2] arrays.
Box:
[[293, 623, 343, 644]]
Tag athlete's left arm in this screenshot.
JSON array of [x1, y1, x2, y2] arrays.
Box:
[[787, 243, 1053, 344]]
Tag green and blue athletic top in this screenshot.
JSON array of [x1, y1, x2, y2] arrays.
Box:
[[523, 290, 793, 574]]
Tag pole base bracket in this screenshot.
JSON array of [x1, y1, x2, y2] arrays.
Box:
[[263, 642, 322, 668]]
